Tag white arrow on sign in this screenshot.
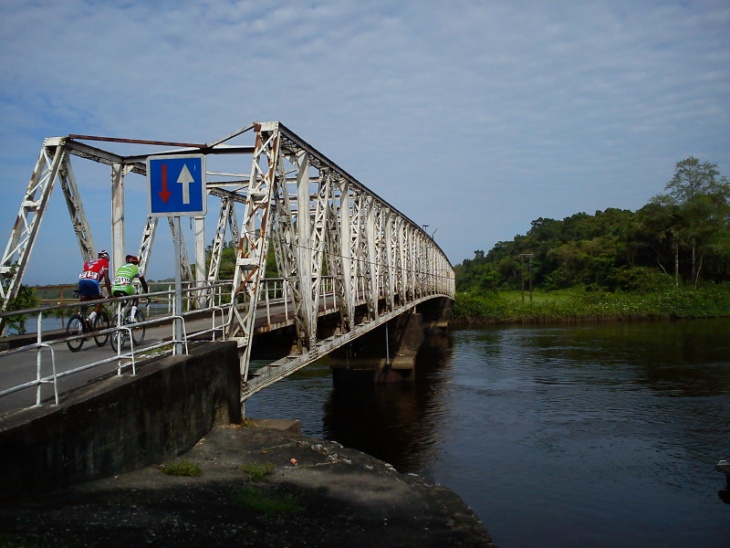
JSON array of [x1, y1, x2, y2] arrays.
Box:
[[177, 164, 195, 204]]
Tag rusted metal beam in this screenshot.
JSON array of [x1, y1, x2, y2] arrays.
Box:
[[68, 134, 208, 149]]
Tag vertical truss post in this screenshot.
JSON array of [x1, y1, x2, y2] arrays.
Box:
[[337, 180, 354, 332], [396, 219, 405, 304], [372, 204, 383, 306], [295, 150, 315, 350], [416, 233, 425, 298], [194, 216, 206, 308], [111, 162, 133, 270], [385, 210, 396, 312], [167, 218, 193, 283], [207, 195, 235, 282], [409, 227, 417, 300], [350, 188, 367, 320], [314, 176, 332, 290], [303, 169, 331, 349], [227, 122, 281, 384], [324, 179, 346, 330], [365, 196, 378, 320], [269, 170, 296, 317]]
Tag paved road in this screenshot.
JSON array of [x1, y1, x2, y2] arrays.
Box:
[[0, 294, 342, 416], [0, 313, 222, 415]]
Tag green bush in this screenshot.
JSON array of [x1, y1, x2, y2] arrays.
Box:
[[1, 284, 39, 335], [452, 283, 730, 323]]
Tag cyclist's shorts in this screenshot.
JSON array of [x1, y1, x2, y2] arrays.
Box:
[[111, 285, 136, 297], [78, 279, 101, 298]]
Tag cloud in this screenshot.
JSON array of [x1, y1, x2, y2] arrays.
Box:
[[1, 0, 728, 284]]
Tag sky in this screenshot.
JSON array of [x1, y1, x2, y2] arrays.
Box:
[[1, 0, 729, 285]]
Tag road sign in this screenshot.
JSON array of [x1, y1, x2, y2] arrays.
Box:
[[147, 154, 206, 216]]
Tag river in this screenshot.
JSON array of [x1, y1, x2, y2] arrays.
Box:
[[246, 319, 730, 547]]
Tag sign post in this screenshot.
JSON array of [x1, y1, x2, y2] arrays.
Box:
[[147, 154, 206, 355]]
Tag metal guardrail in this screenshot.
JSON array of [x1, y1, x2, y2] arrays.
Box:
[[0, 276, 348, 413], [0, 281, 235, 411]]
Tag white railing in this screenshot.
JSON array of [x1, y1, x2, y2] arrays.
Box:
[[0, 276, 347, 413], [0, 281, 235, 412]]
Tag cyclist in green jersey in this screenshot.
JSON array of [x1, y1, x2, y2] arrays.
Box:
[[111, 255, 149, 320]]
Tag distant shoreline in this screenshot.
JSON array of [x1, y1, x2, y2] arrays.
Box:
[[451, 285, 730, 324]]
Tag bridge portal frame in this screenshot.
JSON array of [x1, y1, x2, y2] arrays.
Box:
[[0, 132, 256, 328]]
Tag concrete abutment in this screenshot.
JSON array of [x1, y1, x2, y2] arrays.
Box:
[[0, 342, 241, 501]]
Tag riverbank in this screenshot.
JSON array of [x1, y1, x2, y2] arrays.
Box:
[[0, 421, 495, 547], [452, 285, 730, 324]]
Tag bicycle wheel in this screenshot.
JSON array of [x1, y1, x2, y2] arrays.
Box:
[[93, 311, 110, 347], [66, 314, 86, 352], [110, 315, 124, 352], [130, 309, 146, 346]]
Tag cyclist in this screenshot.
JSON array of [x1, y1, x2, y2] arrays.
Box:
[[77, 250, 112, 325], [111, 255, 149, 321]]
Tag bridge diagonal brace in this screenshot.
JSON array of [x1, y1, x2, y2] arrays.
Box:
[[1, 139, 67, 319], [59, 154, 96, 262]]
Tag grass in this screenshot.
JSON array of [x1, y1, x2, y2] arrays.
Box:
[[157, 457, 301, 515], [240, 461, 276, 481], [452, 283, 730, 323], [159, 460, 203, 477], [232, 485, 302, 514], [234, 460, 302, 514]]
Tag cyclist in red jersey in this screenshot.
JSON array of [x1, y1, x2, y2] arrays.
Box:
[[78, 250, 113, 324]]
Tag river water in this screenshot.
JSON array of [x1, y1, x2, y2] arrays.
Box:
[[246, 319, 730, 547]]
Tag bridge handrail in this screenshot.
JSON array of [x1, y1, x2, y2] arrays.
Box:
[[0, 272, 447, 414], [0, 280, 236, 412], [0, 275, 343, 412], [0, 280, 235, 322], [0, 276, 343, 326]]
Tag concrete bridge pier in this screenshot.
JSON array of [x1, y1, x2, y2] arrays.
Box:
[[329, 299, 451, 387], [330, 312, 423, 386]]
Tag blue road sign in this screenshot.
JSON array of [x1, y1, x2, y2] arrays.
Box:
[[147, 154, 206, 216]]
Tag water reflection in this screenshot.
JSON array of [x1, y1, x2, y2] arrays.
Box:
[[247, 320, 730, 548], [322, 346, 453, 472]]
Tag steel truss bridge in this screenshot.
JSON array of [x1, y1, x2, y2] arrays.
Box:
[[0, 121, 454, 402]]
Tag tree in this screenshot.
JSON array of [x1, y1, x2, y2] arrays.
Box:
[[0, 282, 39, 335], [653, 157, 730, 287], [633, 202, 677, 279], [453, 158, 730, 292]]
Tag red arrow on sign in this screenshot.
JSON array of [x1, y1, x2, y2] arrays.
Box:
[[159, 163, 171, 203]]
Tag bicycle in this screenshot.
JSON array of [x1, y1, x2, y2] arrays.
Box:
[[65, 293, 112, 352], [110, 298, 146, 352]]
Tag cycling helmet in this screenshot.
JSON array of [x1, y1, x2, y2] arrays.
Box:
[[125, 255, 139, 265], [98, 250, 110, 260]]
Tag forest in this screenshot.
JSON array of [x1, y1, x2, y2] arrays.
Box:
[[455, 157, 730, 295]]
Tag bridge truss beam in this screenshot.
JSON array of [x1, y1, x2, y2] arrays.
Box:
[[225, 122, 455, 396], [0, 122, 455, 402]]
